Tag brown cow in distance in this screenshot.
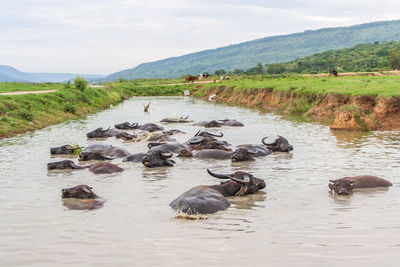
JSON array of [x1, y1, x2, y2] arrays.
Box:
[[185, 76, 198, 84]]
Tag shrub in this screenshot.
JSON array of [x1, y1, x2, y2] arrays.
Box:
[[63, 103, 77, 114], [74, 76, 88, 92]]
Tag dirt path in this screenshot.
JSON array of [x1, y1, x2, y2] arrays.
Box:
[[0, 89, 58, 96]]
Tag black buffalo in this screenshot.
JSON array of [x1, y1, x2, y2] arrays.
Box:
[[329, 175, 392, 195], [50, 145, 83, 155], [142, 151, 175, 168], [262, 136, 293, 152], [170, 169, 265, 214], [47, 160, 90, 170], [89, 162, 124, 174], [114, 122, 138, 130], [61, 185, 106, 210], [79, 144, 130, 161]]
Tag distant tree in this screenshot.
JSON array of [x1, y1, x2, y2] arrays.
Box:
[[214, 69, 226, 76], [74, 76, 88, 92], [64, 80, 71, 89], [232, 69, 244, 74], [266, 64, 286, 74], [389, 49, 400, 70]]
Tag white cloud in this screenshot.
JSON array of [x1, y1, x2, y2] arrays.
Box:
[[0, 0, 399, 74]]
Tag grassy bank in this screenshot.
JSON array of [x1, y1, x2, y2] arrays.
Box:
[[0, 81, 192, 138], [0, 82, 65, 93], [200, 75, 400, 97]]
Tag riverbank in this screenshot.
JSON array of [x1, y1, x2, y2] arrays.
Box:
[[0, 82, 191, 138], [193, 76, 400, 131]]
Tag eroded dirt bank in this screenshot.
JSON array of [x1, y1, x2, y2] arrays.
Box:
[[193, 87, 400, 131]]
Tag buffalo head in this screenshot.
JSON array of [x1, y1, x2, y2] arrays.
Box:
[[86, 127, 110, 138], [329, 179, 355, 195], [61, 185, 99, 199], [142, 151, 175, 168], [79, 151, 114, 161], [50, 144, 83, 155], [114, 122, 138, 130], [231, 148, 256, 162], [207, 169, 265, 197], [262, 135, 293, 152]]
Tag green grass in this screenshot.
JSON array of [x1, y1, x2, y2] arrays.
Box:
[[0, 81, 194, 138], [0, 82, 65, 93], [201, 75, 400, 97]]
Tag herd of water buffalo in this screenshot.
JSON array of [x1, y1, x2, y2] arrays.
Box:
[[50, 116, 393, 215]]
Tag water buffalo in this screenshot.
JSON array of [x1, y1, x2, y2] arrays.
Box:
[[114, 122, 138, 130], [61, 185, 106, 210], [79, 144, 129, 161], [169, 169, 265, 214], [187, 131, 230, 151], [116, 131, 137, 140], [137, 123, 164, 132], [50, 145, 83, 155], [178, 147, 257, 161], [123, 152, 148, 162], [160, 116, 192, 123], [329, 175, 392, 195], [219, 119, 244, 127], [205, 120, 223, 128], [89, 162, 124, 174], [237, 144, 271, 156], [86, 127, 110, 138], [147, 132, 177, 142], [142, 151, 175, 168], [148, 142, 191, 153], [262, 136, 293, 152], [47, 160, 90, 170]]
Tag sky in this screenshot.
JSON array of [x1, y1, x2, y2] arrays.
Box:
[[0, 0, 399, 75]]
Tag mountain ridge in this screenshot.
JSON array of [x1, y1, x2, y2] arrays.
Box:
[[106, 19, 400, 80]]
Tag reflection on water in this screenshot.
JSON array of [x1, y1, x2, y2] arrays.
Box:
[[1, 96, 400, 266]]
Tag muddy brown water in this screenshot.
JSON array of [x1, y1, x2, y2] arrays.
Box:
[[0, 96, 399, 266]]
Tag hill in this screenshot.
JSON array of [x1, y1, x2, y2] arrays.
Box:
[[0, 65, 105, 83], [106, 20, 400, 80], [266, 41, 400, 74]]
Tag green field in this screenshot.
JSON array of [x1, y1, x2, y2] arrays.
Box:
[[0, 82, 65, 93], [202, 75, 400, 97], [0, 81, 192, 138]]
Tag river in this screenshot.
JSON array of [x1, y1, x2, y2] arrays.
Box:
[[0, 96, 399, 266]]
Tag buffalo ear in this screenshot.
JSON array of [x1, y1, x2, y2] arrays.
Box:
[[329, 180, 336, 184]]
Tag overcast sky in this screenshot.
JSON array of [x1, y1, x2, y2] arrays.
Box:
[[0, 0, 399, 75]]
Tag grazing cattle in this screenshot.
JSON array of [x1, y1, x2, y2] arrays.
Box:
[[89, 162, 124, 174], [329, 176, 392, 195], [199, 73, 210, 79], [185, 76, 198, 84], [47, 160, 90, 170], [329, 70, 338, 76], [220, 75, 229, 80], [142, 150, 175, 168], [61, 185, 106, 210], [50, 145, 83, 155], [262, 136, 293, 152], [170, 169, 265, 214]]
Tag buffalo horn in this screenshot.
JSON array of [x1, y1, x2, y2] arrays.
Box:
[[161, 152, 173, 159], [100, 127, 111, 133], [206, 131, 223, 137], [262, 136, 275, 146], [207, 169, 230, 179], [229, 174, 251, 184]]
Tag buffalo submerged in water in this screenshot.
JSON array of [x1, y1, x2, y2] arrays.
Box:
[[61, 185, 106, 210], [170, 169, 265, 215], [329, 175, 392, 195]]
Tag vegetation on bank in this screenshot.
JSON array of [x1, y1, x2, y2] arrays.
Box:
[[0, 80, 190, 138], [200, 75, 400, 97], [0, 82, 65, 93]]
